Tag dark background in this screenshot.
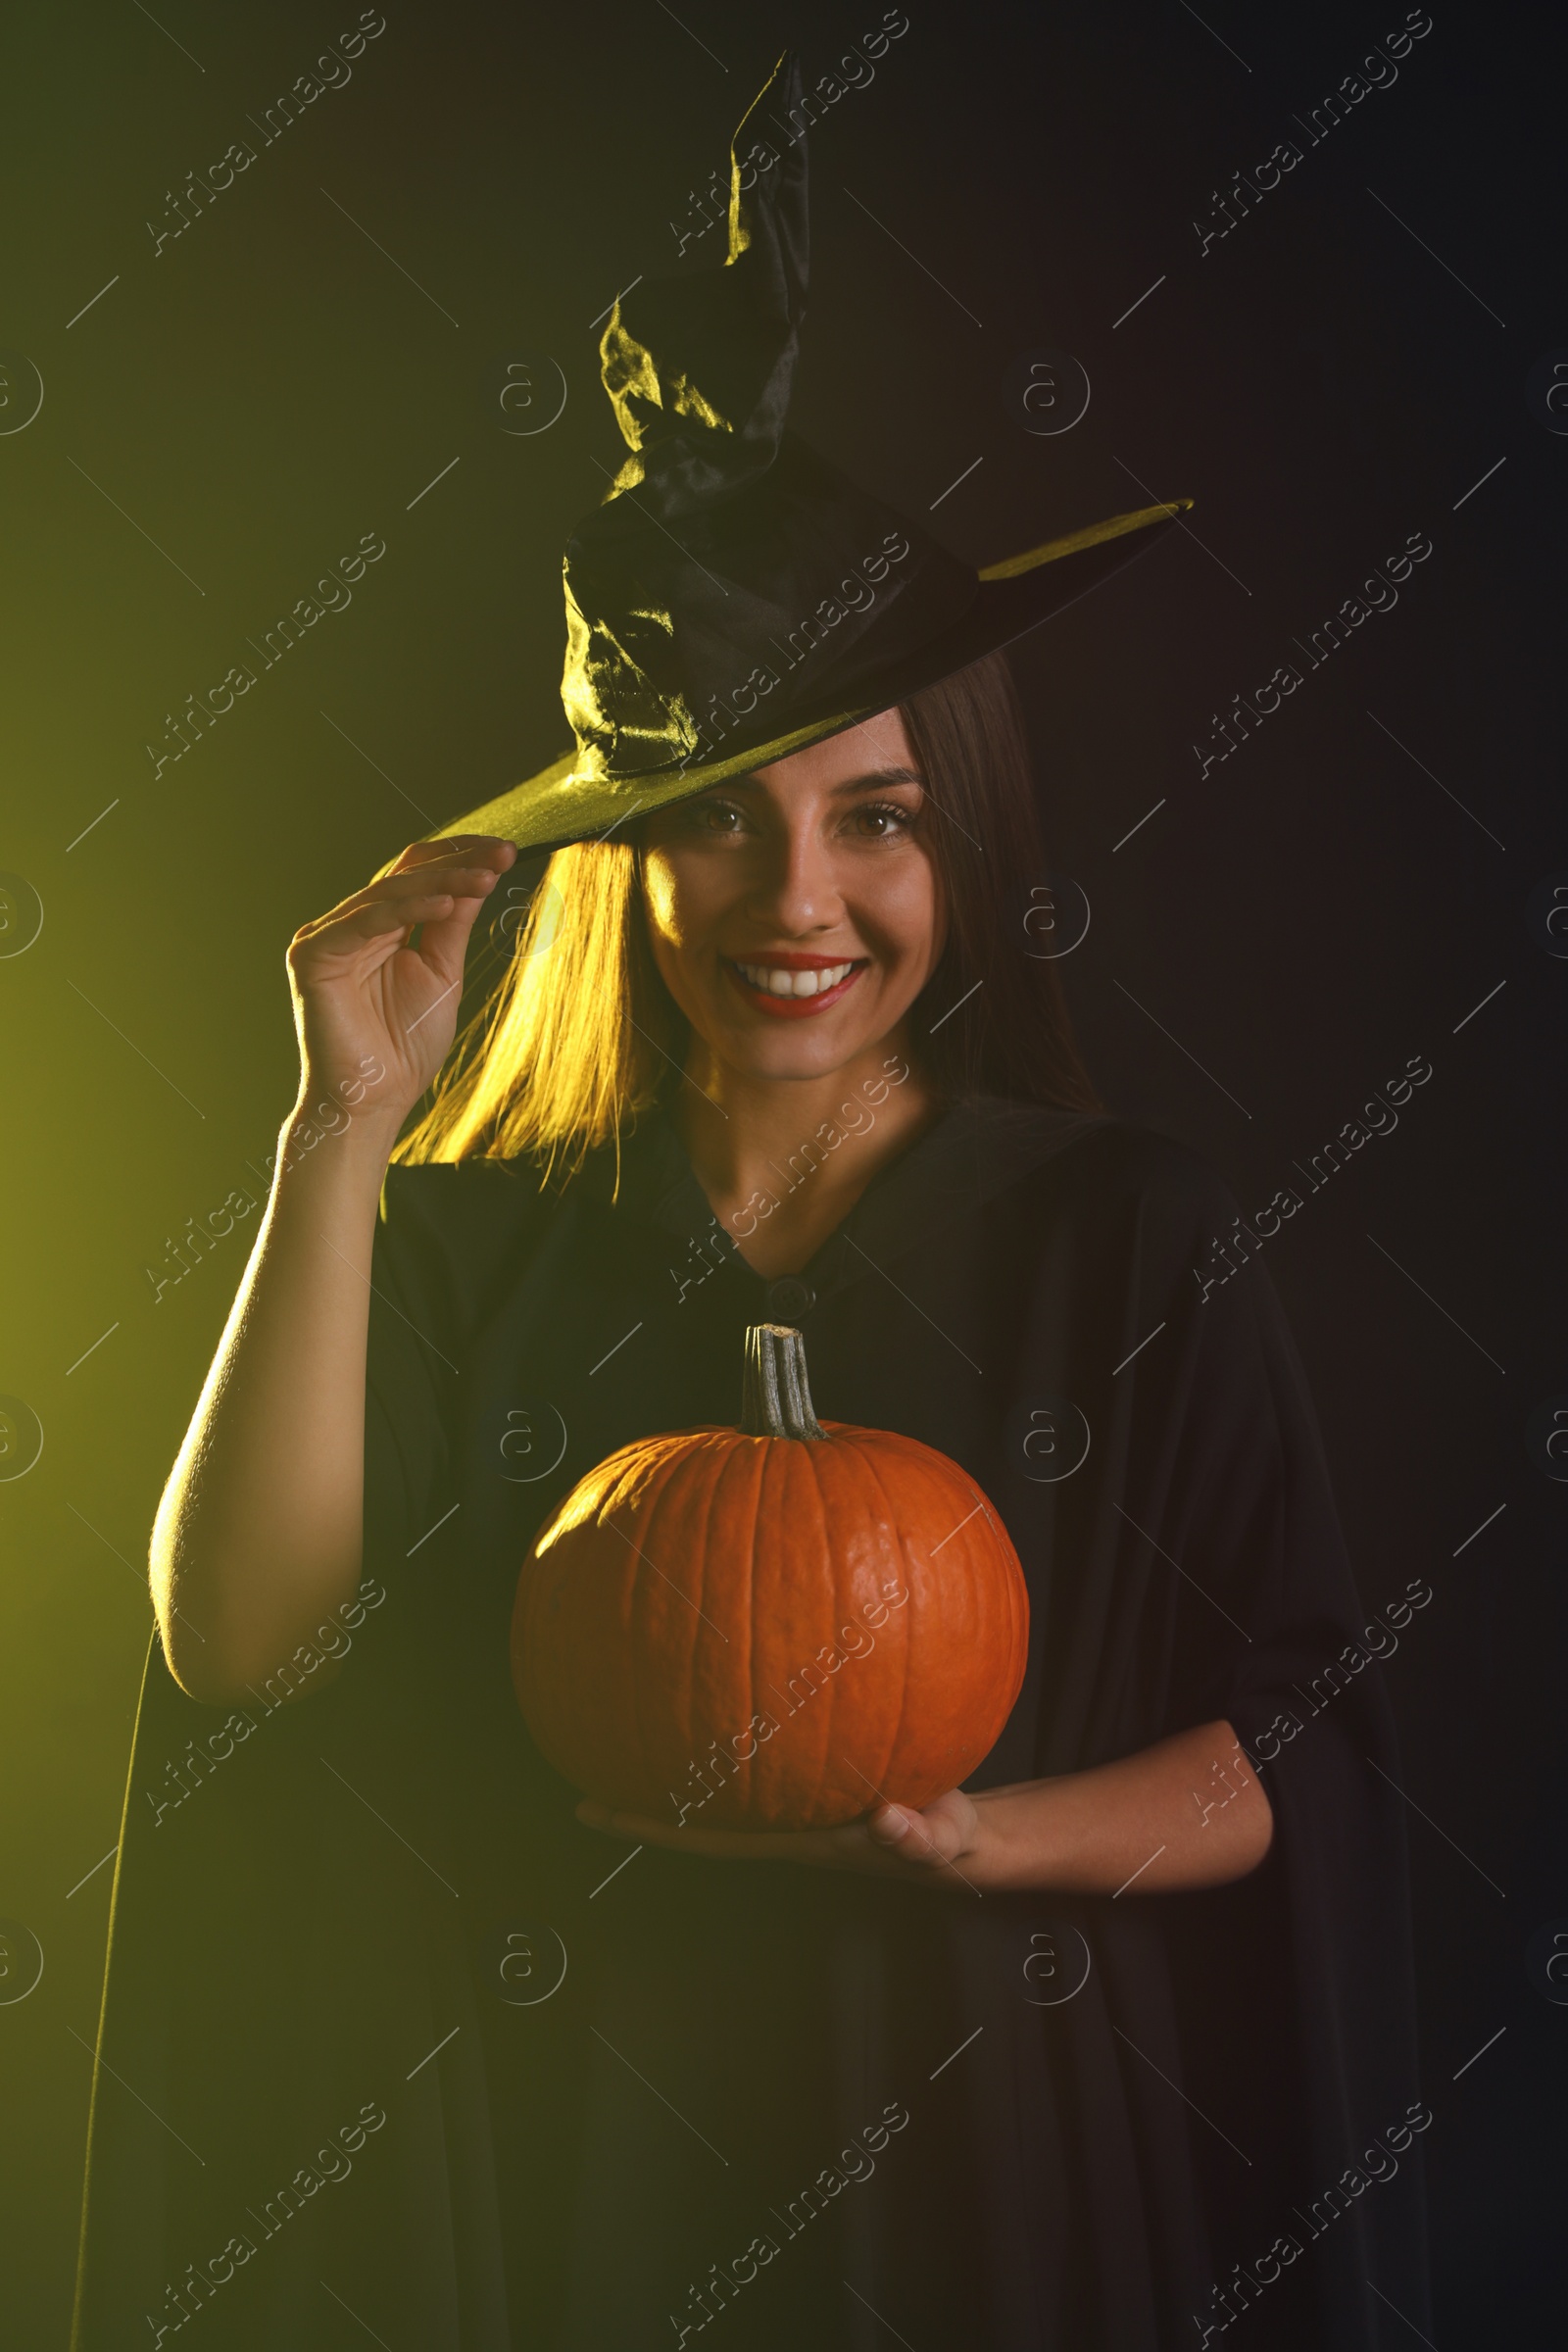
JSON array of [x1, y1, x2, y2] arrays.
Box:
[[1, 0, 1561, 2342]]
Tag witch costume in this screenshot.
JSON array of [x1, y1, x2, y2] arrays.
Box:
[[72, 52, 1429, 2352]]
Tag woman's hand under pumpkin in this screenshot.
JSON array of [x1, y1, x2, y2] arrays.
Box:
[[573, 1718, 1274, 1897], [574, 1787, 988, 1893]]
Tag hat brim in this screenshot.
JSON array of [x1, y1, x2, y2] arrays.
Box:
[[428, 497, 1192, 858]]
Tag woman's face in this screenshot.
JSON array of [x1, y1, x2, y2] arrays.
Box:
[[639, 708, 947, 1084]]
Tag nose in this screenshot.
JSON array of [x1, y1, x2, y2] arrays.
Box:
[[744, 802, 844, 937]]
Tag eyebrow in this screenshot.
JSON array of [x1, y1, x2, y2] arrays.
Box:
[[829, 764, 924, 797], [727, 762, 924, 796]]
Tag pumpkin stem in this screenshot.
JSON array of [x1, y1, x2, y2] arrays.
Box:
[[741, 1323, 826, 1441]]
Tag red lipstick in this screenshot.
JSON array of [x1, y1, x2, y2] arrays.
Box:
[[721, 953, 867, 1020]]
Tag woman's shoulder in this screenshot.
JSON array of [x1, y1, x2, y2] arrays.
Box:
[[1071, 1112, 1241, 1211], [379, 1148, 559, 1217], [962, 1104, 1270, 1338], [957, 1101, 1249, 1290], [970, 1097, 1242, 1220], [374, 1152, 567, 1299]]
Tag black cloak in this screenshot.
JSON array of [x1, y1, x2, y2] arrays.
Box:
[[71, 1098, 1430, 2350]]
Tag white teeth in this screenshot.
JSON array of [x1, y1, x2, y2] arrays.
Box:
[[735, 959, 855, 999]]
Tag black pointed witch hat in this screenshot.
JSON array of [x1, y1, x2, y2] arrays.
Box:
[[441, 51, 1190, 854]]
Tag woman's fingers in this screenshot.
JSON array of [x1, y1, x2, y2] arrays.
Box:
[[395, 833, 514, 857], [342, 891, 476, 938], [382, 834, 517, 879], [291, 862, 504, 951], [281, 837, 516, 1129], [290, 892, 474, 959], [329, 858, 507, 909], [379, 859, 505, 894], [293, 835, 516, 935], [572, 1795, 973, 1882], [864, 1804, 920, 1849], [863, 1805, 949, 1864], [287, 836, 516, 970]]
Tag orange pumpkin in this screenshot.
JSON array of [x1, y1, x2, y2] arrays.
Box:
[[511, 1323, 1030, 1831]]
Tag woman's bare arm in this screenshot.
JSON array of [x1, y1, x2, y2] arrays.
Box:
[[152, 1111, 399, 1702], [151, 835, 514, 1704], [919, 1716, 1273, 1892], [576, 1717, 1274, 1893]]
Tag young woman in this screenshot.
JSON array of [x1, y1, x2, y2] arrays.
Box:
[[73, 52, 1426, 2352], [71, 650, 1425, 2352]]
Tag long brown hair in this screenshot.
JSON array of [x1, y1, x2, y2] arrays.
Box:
[[394, 648, 1101, 1170]]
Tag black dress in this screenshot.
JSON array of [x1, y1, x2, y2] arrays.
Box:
[[71, 1099, 1431, 2350]]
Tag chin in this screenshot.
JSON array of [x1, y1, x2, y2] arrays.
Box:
[[729, 1031, 866, 1082], [711, 1010, 876, 1083]]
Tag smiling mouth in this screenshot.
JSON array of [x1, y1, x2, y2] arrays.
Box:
[[722, 956, 868, 1017]]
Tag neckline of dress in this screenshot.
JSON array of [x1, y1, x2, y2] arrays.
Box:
[[578, 1094, 1115, 1300]]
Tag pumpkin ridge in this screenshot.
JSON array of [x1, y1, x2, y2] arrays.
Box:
[[858, 1434, 914, 1806], [682, 1441, 737, 1786], [751, 1436, 780, 1814], [714, 1429, 765, 1811], [668, 1438, 709, 1719], [752, 1440, 808, 1819], [600, 1449, 637, 1802], [852, 1435, 916, 1800], [625, 1438, 702, 1809], [741, 1432, 769, 1816], [796, 1432, 841, 1812], [977, 1487, 1027, 1713], [760, 1431, 812, 1818]]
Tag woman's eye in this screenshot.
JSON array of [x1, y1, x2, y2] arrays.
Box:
[[850, 801, 916, 838], [690, 800, 747, 833]]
